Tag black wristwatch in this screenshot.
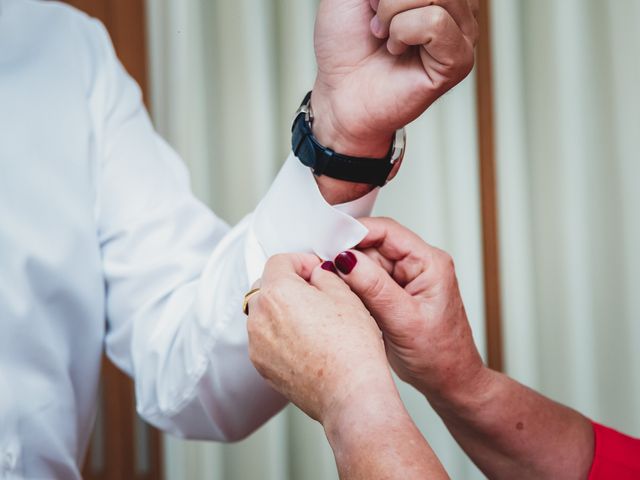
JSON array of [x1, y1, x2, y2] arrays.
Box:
[[291, 92, 406, 187]]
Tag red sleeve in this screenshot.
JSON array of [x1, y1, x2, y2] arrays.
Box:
[[588, 422, 640, 479]]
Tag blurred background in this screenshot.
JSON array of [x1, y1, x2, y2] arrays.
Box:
[[57, 0, 640, 479]]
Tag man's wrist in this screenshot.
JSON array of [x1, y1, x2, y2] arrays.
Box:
[[308, 85, 400, 204], [314, 176, 375, 205], [310, 88, 393, 159]]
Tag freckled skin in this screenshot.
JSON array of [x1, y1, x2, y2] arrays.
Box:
[[339, 218, 595, 480], [247, 253, 449, 480]]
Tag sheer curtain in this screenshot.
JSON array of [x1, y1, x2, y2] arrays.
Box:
[[145, 0, 640, 477], [493, 0, 640, 435], [146, 0, 486, 479]]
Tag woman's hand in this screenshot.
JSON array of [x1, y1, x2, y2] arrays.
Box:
[[329, 219, 596, 480], [330, 217, 486, 401], [246, 253, 398, 424], [247, 252, 451, 480]]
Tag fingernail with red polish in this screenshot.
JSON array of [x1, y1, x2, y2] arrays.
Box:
[[334, 251, 357, 275], [321, 261, 338, 274]]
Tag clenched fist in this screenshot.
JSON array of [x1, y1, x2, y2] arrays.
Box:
[[312, 0, 479, 158]]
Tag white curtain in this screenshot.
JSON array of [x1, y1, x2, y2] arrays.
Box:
[[145, 0, 640, 478], [492, 0, 640, 437], [146, 0, 486, 478]]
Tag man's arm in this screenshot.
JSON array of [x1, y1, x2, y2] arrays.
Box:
[[86, 15, 374, 440], [247, 254, 449, 479], [331, 218, 594, 479], [83, 0, 478, 441], [307, 0, 479, 205]]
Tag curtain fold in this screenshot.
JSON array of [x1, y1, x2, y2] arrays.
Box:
[[146, 0, 485, 478], [146, 1, 640, 477], [493, 0, 640, 435]]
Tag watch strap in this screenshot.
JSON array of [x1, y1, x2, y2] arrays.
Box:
[[292, 123, 395, 186], [291, 92, 399, 187]]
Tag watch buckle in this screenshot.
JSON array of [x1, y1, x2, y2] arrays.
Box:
[[294, 101, 314, 126], [390, 128, 406, 165]]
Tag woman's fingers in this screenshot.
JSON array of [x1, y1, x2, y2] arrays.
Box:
[[309, 261, 354, 298], [357, 217, 451, 288], [358, 217, 426, 261], [331, 250, 416, 330], [359, 247, 395, 275], [249, 253, 320, 317], [261, 253, 322, 284]]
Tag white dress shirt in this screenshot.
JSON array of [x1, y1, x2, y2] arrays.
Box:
[[0, 1, 378, 478]]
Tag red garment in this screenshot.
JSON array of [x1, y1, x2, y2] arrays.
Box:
[[589, 422, 640, 479]]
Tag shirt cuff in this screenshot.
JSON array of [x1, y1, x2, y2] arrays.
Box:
[[246, 152, 379, 283]]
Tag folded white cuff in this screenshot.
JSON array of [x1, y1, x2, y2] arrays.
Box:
[[247, 153, 378, 283]]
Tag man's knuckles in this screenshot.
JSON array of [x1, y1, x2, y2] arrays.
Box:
[[433, 41, 475, 79], [377, 0, 436, 26], [437, 249, 456, 271], [430, 249, 456, 280], [468, 0, 480, 20], [424, 5, 453, 36], [460, 44, 476, 75]]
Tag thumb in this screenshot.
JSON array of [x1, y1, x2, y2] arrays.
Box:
[[332, 250, 415, 327]]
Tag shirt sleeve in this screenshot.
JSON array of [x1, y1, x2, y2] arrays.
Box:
[[588, 422, 640, 479], [87, 18, 376, 441]]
